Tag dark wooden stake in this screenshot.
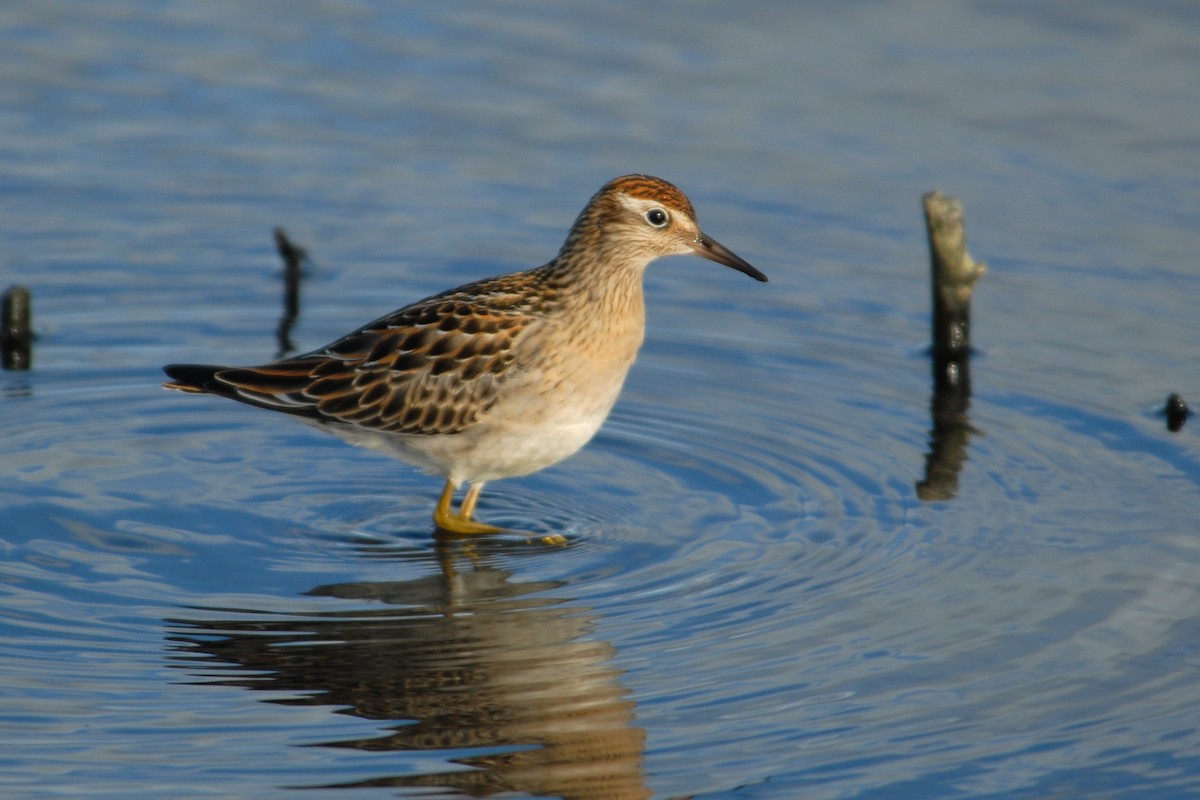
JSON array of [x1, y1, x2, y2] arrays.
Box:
[[273, 227, 308, 359], [2, 284, 32, 370]]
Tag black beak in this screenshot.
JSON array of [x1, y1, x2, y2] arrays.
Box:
[[691, 234, 767, 282]]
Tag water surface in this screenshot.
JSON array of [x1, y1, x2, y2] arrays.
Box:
[[2, 2, 1199, 798]]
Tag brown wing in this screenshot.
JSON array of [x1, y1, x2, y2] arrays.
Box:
[[163, 270, 551, 435]]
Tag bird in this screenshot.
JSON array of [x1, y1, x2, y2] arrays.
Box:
[[163, 174, 767, 536]]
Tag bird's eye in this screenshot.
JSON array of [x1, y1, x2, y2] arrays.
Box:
[[644, 208, 670, 228]]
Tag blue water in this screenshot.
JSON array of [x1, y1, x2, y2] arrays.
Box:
[[3, 2, 1200, 798]]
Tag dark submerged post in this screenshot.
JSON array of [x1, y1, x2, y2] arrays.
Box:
[[2, 284, 32, 371], [1164, 393, 1188, 433]]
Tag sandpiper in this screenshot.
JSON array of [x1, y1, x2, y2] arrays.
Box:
[[164, 174, 767, 535]]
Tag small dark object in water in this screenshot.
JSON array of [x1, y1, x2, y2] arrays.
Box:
[[1165, 393, 1188, 432], [2, 284, 32, 371]]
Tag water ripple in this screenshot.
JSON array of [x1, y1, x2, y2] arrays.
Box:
[[5, 276, 1200, 798]]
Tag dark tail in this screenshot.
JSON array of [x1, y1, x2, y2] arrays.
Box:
[[162, 360, 326, 422], [162, 363, 224, 394]]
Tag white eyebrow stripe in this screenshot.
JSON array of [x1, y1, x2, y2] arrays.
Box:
[[617, 194, 661, 213]]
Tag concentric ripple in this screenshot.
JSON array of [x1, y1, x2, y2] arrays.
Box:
[[5, 288, 1200, 798]]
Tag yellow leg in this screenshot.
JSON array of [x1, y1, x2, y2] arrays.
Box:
[[432, 479, 502, 535], [459, 481, 485, 520]]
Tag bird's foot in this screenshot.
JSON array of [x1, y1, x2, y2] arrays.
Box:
[[433, 508, 504, 536]]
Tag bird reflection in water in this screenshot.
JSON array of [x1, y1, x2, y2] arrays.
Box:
[[165, 541, 649, 799]]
